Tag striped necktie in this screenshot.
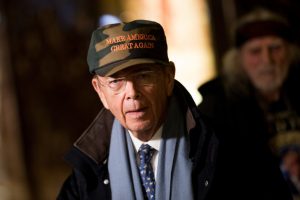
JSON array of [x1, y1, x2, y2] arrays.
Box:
[[138, 144, 156, 200]]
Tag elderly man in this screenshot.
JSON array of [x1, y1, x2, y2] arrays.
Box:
[[57, 20, 218, 200], [198, 8, 299, 200]]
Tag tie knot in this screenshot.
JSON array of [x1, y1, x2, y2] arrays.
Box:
[[139, 144, 155, 164]]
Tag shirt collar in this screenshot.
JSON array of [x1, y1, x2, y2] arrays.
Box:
[[128, 125, 162, 153]]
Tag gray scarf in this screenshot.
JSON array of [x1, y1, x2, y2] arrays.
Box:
[[108, 95, 193, 200]]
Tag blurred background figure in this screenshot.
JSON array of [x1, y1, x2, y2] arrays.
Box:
[[198, 7, 300, 200], [281, 146, 300, 200]]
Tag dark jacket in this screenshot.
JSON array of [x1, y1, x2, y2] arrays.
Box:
[[198, 77, 295, 200], [57, 81, 219, 200]]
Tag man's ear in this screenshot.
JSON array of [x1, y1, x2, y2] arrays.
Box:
[[165, 62, 176, 96], [92, 76, 109, 109]]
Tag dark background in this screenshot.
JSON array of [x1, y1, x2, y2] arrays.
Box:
[[1, 0, 300, 199]]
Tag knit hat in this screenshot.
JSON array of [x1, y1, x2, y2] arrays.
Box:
[[234, 8, 294, 47]]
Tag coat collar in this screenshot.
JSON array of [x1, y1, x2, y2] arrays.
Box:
[[73, 108, 114, 165]]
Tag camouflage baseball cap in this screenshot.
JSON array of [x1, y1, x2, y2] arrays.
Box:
[[87, 20, 170, 76]]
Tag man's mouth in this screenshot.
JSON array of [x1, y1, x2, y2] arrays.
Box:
[[125, 108, 147, 118]]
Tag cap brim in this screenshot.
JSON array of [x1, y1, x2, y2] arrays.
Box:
[[95, 58, 169, 76]]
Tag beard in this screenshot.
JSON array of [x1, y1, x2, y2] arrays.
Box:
[[251, 64, 289, 94]]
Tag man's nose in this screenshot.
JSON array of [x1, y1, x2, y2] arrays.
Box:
[[125, 80, 141, 100], [261, 47, 273, 65]]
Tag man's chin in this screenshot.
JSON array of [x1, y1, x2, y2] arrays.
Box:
[[255, 80, 281, 93], [127, 122, 153, 135]]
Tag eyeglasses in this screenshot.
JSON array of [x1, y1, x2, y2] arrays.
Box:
[[100, 70, 161, 94]]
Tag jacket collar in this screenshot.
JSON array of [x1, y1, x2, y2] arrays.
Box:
[[73, 108, 114, 165]]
